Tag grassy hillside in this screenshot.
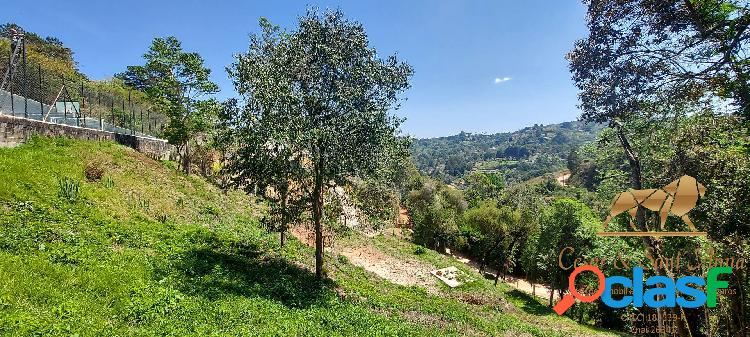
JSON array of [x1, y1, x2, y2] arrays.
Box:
[[411, 121, 603, 184], [0, 137, 618, 336]]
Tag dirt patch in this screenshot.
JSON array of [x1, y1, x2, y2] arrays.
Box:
[[556, 172, 571, 186], [291, 225, 435, 289], [502, 275, 555, 301], [339, 244, 437, 290]]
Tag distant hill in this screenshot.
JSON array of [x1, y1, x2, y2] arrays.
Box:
[[410, 121, 604, 185]]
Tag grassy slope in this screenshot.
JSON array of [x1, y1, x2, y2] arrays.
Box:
[[0, 137, 618, 336]]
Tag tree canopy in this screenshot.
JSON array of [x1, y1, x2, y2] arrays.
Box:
[[226, 10, 413, 278], [118, 36, 219, 173]]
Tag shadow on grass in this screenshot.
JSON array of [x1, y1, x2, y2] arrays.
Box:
[[173, 240, 335, 309], [505, 289, 553, 316]]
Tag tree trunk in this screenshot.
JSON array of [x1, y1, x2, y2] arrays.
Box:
[[280, 193, 288, 247], [548, 288, 554, 308], [616, 122, 693, 337], [313, 173, 324, 279], [183, 141, 192, 175], [494, 236, 520, 286], [494, 257, 503, 286]]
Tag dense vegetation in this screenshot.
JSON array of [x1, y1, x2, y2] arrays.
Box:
[[411, 121, 603, 184], [0, 137, 617, 336], [402, 2, 750, 336]]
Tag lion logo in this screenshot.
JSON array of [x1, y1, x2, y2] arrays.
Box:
[[602, 175, 706, 232]]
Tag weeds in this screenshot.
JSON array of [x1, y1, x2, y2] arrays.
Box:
[[57, 177, 80, 201], [103, 176, 115, 188]]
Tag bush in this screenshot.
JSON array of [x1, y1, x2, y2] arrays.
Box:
[[85, 162, 105, 182], [414, 245, 426, 255], [337, 254, 349, 264]]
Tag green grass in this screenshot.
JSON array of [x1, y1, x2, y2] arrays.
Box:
[[0, 137, 621, 336]]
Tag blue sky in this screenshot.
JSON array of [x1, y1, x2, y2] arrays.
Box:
[[5, 0, 588, 138]]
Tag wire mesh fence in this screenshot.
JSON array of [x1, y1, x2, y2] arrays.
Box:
[[0, 37, 167, 139]]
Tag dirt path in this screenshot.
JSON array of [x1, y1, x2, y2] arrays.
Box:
[[291, 225, 555, 300], [290, 226, 438, 291], [447, 250, 555, 301], [339, 244, 437, 290]]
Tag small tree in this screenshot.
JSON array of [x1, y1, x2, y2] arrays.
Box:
[[118, 36, 219, 174], [537, 199, 600, 307], [227, 10, 413, 278], [464, 172, 505, 207]]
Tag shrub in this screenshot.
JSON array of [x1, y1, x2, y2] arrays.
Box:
[[84, 162, 105, 182], [57, 177, 80, 201], [414, 245, 426, 255], [200, 205, 220, 217], [337, 254, 349, 264]]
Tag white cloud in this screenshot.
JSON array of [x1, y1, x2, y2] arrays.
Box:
[[494, 77, 512, 84]]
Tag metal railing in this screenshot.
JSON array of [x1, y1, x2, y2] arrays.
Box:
[[0, 38, 166, 139]]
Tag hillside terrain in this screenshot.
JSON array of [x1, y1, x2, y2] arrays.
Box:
[[0, 137, 619, 336], [411, 121, 603, 184]]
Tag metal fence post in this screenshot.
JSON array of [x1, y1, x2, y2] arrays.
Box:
[[121, 94, 125, 129], [62, 75, 67, 124], [38, 64, 43, 119], [22, 37, 28, 119], [8, 42, 14, 116], [128, 90, 134, 135], [98, 92, 103, 130], [111, 95, 115, 128], [140, 108, 144, 134], [79, 81, 84, 127]]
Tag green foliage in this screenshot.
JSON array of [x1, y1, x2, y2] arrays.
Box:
[[56, 177, 80, 201], [407, 178, 467, 251], [0, 137, 617, 336], [352, 179, 400, 229], [534, 199, 601, 298], [411, 121, 603, 184], [118, 36, 219, 173], [568, 0, 750, 122], [413, 245, 426, 255], [225, 9, 413, 277], [464, 172, 504, 207], [103, 176, 115, 189]]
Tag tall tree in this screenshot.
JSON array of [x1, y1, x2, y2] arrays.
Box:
[[227, 11, 413, 278], [567, 1, 750, 335], [118, 36, 219, 174]]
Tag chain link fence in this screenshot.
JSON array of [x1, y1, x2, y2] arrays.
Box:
[[0, 37, 167, 139]]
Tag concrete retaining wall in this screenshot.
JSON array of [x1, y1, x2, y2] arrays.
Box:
[[0, 114, 175, 160]]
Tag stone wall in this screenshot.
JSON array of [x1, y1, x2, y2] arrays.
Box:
[[0, 114, 175, 160]]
